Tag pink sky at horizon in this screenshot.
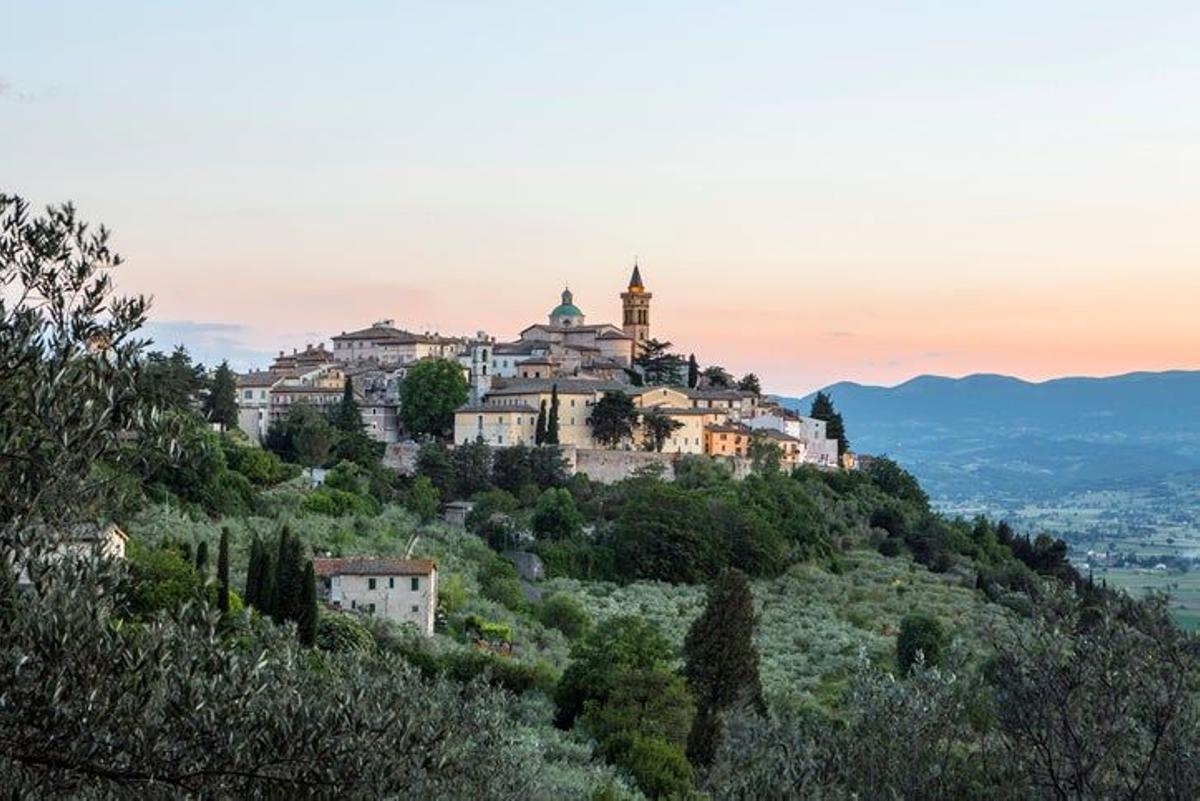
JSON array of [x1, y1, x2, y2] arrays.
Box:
[[5, 3, 1199, 396]]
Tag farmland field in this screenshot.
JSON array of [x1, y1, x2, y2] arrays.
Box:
[[1098, 567, 1200, 632]]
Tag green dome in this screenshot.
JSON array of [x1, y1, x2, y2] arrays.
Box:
[[550, 302, 584, 318], [549, 287, 584, 319]]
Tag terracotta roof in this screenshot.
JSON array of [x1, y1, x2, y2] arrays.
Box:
[[237, 371, 285, 388], [333, 325, 461, 345], [488, 378, 626, 396], [706, 423, 751, 434], [648, 406, 726, 416], [312, 557, 436, 576], [757, 428, 802, 442], [456, 403, 539, 413], [687, 388, 756, 400]]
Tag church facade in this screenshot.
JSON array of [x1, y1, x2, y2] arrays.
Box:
[[508, 265, 651, 378]]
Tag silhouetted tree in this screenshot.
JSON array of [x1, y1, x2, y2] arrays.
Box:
[[298, 561, 318, 647], [687, 354, 700, 389], [546, 385, 561, 445], [737, 373, 761, 395], [701, 365, 734, 388], [194, 540, 209, 576], [589, 392, 638, 448], [642, 409, 683, 452], [535, 400, 548, 445], [204, 360, 238, 429], [810, 390, 849, 456], [684, 569, 766, 767], [217, 527, 231, 614]]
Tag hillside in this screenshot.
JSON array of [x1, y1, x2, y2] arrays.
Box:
[[779, 371, 1200, 537]]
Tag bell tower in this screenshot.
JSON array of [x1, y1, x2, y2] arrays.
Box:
[[620, 263, 652, 354]]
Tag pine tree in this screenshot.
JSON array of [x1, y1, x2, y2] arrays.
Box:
[[809, 390, 849, 456], [217, 526, 231, 614], [737, 373, 762, 395], [687, 354, 699, 389], [298, 561, 318, 647], [546, 385, 560, 445], [203, 360, 238, 429], [684, 569, 765, 767], [535, 400, 548, 445]]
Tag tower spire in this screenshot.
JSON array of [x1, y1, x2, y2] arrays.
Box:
[[628, 261, 644, 291]]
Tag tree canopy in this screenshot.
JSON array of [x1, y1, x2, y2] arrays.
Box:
[[399, 358, 468, 438]]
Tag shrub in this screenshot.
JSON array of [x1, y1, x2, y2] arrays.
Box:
[[538, 593, 592, 640], [897, 613, 947, 676], [532, 488, 585, 540], [614, 734, 693, 799], [403, 475, 440, 522], [303, 487, 379, 517], [315, 613, 376, 654], [478, 557, 526, 611], [124, 541, 202, 616]]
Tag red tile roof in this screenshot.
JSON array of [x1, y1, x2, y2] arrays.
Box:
[[312, 557, 436, 576]]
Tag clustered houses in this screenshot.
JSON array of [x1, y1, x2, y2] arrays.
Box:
[[234, 264, 846, 469]]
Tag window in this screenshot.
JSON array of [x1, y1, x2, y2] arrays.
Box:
[[243, 389, 253, 399], [350, 600, 356, 609], [388, 577, 395, 589], [411, 605, 419, 614], [368, 578, 377, 590], [367, 603, 376, 614], [411, 577, 420, 591]]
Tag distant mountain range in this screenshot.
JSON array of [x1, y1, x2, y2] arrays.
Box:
[[777, 371, 1200, 502]]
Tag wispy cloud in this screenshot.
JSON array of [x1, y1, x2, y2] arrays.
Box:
[[143, 320, 275, 371], [0, 77, 34, 102]]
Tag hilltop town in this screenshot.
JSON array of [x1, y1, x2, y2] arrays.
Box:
[[234, 265, 849, 481]]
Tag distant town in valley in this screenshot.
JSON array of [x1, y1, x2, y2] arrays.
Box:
[[233, 265, 849, 482]]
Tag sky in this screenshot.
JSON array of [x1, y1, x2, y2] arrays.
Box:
[[3, 1, 1199, 395]]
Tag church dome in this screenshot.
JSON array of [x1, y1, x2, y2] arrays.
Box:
[[549, 288, 584, 320]]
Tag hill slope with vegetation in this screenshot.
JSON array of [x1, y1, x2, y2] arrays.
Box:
[[4, 195, 1199, 799]]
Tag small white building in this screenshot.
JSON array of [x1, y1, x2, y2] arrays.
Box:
[[16, 523, 129, 585], [313, 557, 438, 636]]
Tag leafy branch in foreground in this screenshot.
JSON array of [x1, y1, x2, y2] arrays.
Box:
[[0, 557, 542, 799], [0, 194, 148, 546]]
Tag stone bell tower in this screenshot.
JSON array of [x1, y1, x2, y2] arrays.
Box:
[[620, 263, 651, 355]]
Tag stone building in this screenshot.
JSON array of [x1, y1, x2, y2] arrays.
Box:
[[313, 557, 438, 636]]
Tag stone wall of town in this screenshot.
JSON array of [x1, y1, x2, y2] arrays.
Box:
[[571, 447, 677, 483], [385, 441, 422, 474]]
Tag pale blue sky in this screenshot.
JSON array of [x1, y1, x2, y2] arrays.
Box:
[[4, 2, 1199, 392]]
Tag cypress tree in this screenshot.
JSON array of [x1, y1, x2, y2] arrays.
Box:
[[217, 526, 231, 614], [271, 526, 305, 625], [684, 569, 765, 767], [809, 390, 849, 456], [244, 537, 263, 609], [546, 384, 560, 445], [333, 376, 362, 433], [298, 560, 318, 647], [194, 540, 209, 576], [204, 360, 239, 429], [687, 353, 699, 389], [535, 400, 548, 446]]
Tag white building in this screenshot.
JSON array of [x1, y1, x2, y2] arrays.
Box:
[[332, 321, 463, 366], [745, 409, 840, 467], [313, 557, 438, 636]]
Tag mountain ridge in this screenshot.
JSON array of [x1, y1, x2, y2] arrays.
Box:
[[776, 369, 1200, 501]]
